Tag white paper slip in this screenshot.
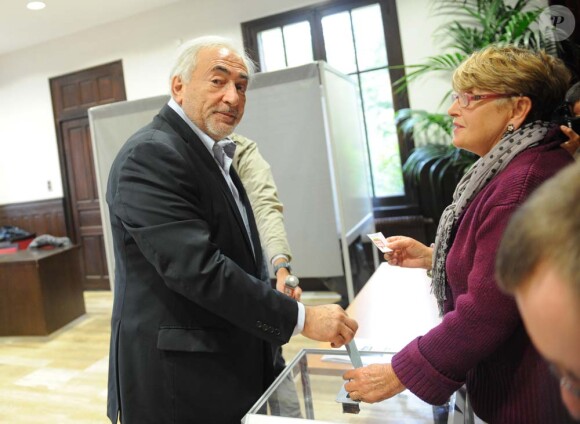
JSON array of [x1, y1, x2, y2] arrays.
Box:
[[367, 232, 392, 252], [322, 352, 392, 366], [321, 338, 393, 365]]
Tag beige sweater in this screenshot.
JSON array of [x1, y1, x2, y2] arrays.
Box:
[[231, 133, 292, 263]]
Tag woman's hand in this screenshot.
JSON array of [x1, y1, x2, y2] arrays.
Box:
[[384, 236, 433, 270], [560, 125, 580, 156], [343, 363, 406, 403]]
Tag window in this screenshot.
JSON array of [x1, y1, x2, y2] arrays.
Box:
[[257, 22, 313, 71], [242, 0, 414, 210]]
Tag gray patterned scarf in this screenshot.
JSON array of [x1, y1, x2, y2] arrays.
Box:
[[431, 120, 553, 315]]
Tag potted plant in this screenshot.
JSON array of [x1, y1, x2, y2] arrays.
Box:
[[393, 0, 558, 239]]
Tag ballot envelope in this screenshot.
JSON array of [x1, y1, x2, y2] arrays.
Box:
[[242, 348, 474, 424]]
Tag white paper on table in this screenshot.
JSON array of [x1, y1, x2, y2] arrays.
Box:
[[321, 338, 394, 365]]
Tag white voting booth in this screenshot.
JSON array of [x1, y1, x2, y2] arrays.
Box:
[[89, 61, 376, 303]]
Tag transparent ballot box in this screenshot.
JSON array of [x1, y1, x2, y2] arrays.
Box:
[[243, 348, 474, 424]]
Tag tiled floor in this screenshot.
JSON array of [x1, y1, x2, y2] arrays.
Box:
[[0, 291, 319, 423]]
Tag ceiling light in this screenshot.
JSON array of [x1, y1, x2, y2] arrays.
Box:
[[27, 1, 46, 10]]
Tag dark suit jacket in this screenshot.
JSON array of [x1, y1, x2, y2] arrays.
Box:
[[106, 105, 298, 424]]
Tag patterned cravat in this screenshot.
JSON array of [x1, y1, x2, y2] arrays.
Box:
[[212, 139, 236, 169], [211, 138, 254, 257]]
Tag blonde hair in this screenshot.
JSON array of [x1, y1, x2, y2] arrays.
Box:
[[452, 44, 571, 122]]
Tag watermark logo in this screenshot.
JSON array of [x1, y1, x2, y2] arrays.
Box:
[[539, 6, 575, 42]]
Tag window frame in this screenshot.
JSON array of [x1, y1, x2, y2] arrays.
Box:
[[242, 0, 418, 216]]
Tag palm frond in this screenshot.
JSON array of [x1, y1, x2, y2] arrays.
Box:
[[392, 53, 465, 93], [445, 23, 486, 53], [395, 109, 453, 144], [402, 144, 456, 184], [501, 9, 543, 43], [391, 0, 564, 183]]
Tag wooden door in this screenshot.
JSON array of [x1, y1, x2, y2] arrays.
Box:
[[50, 61, 126, 290]]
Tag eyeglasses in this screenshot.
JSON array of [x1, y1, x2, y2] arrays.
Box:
[[451, 92, 519, 108], [549, 363, 580, 398]]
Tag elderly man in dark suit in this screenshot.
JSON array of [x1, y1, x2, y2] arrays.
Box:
[[106, 35, 358, 424]]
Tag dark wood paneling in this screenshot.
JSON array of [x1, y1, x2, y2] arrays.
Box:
[[0, 198, 66, 237], [51, 61, 126, 120], [81, 235, 107, 290], [50, 60, 126, 290]]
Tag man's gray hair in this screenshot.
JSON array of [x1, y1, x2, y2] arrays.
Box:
[[169, 35, 255, 84]]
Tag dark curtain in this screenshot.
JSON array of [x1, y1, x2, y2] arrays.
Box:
[[549, 0, 580, 82]]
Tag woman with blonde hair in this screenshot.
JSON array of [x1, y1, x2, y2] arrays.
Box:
[[344, 45, 575, 423]]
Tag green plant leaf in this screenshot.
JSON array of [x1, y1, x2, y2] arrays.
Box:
[[389, 0, 560, 182]]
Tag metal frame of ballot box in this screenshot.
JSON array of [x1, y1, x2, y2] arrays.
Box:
[[243, 348, 474, 424]]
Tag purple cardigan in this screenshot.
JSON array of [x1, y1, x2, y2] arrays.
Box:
[[392, 138, 574, 423]]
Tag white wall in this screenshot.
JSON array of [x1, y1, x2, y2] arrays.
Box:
[[397, 0, 549, 145], [0, 0, 320, 204], [396, 0, 451, 114], [0, 0, 477, 204]]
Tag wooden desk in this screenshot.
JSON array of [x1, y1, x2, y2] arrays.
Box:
[[0, 246, 86, 336]]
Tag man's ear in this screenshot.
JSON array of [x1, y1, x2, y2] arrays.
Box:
[[511, 96, 533, 128], [171, 76, 184, 104]]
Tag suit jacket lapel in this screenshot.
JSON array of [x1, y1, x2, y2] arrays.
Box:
[[230, 167, 263, 273], [158, 105, 261, 272]]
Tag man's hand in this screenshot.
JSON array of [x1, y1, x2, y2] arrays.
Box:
[[343, 363, 405, 403], [560, 125, 580, 156], [302, 304, 358, 348]]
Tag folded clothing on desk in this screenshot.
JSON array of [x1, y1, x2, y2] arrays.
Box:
[[0, 225, 36, 250], [28, 234, 72, 249], [0, 241, 19, 254]]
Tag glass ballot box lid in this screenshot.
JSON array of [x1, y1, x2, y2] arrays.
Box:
[[243, 348, 474, 424]]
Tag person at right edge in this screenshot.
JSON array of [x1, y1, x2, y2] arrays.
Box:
[[343, 44, 575, 423], [496, 161, 580, 421], [560, 81, 580, 158]]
